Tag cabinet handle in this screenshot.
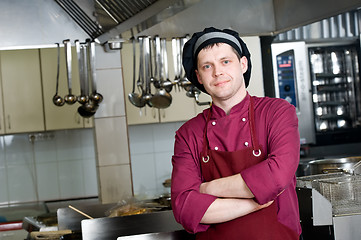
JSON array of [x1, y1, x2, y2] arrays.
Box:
[[7, 115, 10, 129], [153, 108, 157, 119]]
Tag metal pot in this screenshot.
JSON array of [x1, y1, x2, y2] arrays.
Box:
[[308, 156, 361, 175]]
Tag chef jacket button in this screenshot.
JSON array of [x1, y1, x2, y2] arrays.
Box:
[[242, 118, 246, 122], [214, 146, 219, 150], [244, 142, 249, 146], [212, 121, 216, 126]]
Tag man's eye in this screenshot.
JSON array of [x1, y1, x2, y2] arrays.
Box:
[[224, 60, 230, 64], [203, 65, 211, 69]]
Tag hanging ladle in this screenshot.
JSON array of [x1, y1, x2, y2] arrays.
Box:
[[63, 39, 77, 105], [78, 40, 102, 118], [88, 40, 103, 105], [75, 40, 89, 105], [149, 37, 172, 109], [178, 36, 192, 91], [52, 43, 65, 106], [141, 36, 154, 107], [160, 39, 173, 93], [128, 37, 146, 108], [77, 41, 94, 118]]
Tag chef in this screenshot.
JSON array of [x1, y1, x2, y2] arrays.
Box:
[[171, 27, 301, 239]]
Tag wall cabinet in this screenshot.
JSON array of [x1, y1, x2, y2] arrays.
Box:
[[0, 49, 45, 134], [40, 47, 93, 131], [0, 47, 93, 135]]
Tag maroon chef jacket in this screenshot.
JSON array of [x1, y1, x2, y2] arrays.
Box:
[[196, 96, 299, 239], [171, 93, 301, 235]]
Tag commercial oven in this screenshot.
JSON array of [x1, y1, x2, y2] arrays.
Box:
[[271, 40, 361, 146]]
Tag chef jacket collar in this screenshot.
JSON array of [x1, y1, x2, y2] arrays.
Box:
[[209, 93, 251, 118]]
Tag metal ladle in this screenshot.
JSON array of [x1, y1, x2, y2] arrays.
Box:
[[128, 37, 146, 108], [78, 40, 101, 118], [75, 40, 89, 105], [178, 37, 192, 91], [160, 38, 173, 93], [52, 43, 65, 106], [142, 36, 154, 107], [152, 36, 161, 89], [149, 37, 172, 109], [88, 40, 103, 105], [63, 39, 77, 105]]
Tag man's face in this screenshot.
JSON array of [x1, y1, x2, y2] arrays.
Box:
[[195, 43, 248, 104]]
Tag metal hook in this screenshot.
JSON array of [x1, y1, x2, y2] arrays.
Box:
[[202, 156, 210, 163], [253, 149, 262, 157]]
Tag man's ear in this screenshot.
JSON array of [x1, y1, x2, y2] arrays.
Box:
[[195, 70, 203, 84], [240, 56, 248, 74]]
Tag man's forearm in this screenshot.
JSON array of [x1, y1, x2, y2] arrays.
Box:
[[200, 173, 254, 198], [200, 198, 272, 224]]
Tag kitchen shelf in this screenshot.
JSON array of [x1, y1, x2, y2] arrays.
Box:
[[315, 73, 347, 78]]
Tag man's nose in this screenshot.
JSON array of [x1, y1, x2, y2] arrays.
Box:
[[213, 64, 223, 77]]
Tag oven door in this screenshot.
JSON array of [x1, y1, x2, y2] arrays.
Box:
[[271, 41, 316, 145]]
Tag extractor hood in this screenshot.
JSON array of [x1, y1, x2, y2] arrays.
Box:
[[56, 0, 361, 44]]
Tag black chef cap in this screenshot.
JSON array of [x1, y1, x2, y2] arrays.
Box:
[[182, 27, 252, 94]]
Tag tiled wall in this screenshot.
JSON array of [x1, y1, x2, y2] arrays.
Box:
[[128, 121, 184, 199], [0, 129, 98, 205]]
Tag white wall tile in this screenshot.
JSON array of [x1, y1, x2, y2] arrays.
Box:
[[55, 130, 83, 161], [94, 117, 130, 166], [36, 162, 60, 200], [94, 68, 126, 118], [79, 129, 96, 159], [127, 122, 186, 198], [58, 160, 85, 199], [0, 137, 5, 168], [7, 165, 37, 203], [4, 135, 33, 166], [98, 164, 133, 204], [154, 151, 173, 195], [152, 123, 176, 153], [128, 125, 155, 155], [131, 153, 157, 198], [82, 158, 99, 196], [34, 139, 57, 164], [0, 129, 98, 205], [0, 167, 8, 204]]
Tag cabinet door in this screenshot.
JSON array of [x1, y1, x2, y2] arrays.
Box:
[[122, 42, 160, 125], [83, 117, 94, 128], [40, 47, 86, 131], [0, 49, 45, 134], [0, 73, 4, 134]]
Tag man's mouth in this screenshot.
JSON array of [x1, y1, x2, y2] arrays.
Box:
[[214, 79, 230, 87]]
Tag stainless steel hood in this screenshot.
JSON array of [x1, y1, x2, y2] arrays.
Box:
[[56, 0, 361, 44]]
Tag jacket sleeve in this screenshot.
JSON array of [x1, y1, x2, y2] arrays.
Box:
[[241, 99, 300, 204], [171, 123, 217, 234]]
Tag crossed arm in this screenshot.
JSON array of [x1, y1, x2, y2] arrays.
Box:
[[199, 174, 273, 224]]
